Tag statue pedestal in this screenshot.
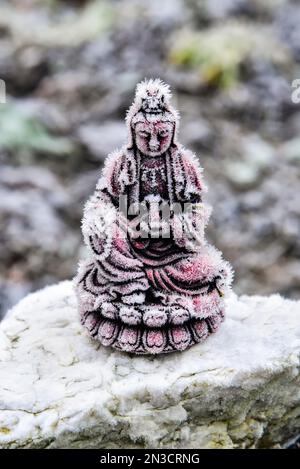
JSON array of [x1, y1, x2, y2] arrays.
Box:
[[80, 293, 224, 354]]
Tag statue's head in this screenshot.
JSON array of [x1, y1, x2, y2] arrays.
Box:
[[134, 120, 174, 157], [126, 78, 180, 156]]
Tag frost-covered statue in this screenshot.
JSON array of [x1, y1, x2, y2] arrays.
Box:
[[75, 79, 233, 354]]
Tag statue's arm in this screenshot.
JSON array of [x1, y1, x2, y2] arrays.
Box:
[[81, 185, 118, 261], [172, 149, 211, 251], [180, 148, 206, 202], [81, 150, 124, 260]]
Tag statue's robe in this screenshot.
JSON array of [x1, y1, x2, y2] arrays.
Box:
[[76, 144, 231, 317]]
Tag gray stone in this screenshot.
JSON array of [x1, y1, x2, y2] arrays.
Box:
[[77, 121, 126, 162]]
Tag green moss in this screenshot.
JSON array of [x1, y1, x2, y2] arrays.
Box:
[[0, 427, 11, 434], [169, 22, 289, 89]]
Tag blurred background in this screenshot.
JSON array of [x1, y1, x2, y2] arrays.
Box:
[[0, 0, 300, 319]]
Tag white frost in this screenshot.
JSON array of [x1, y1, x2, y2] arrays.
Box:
[[0, 281, 299, 448]]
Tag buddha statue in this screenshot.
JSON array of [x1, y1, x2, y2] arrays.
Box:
[[75, 79, 233, 354]]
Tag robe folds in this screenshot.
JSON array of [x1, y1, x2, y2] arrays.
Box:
[[75, 144, 233, 354]]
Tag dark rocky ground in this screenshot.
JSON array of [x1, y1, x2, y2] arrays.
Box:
[[0, 0, 300, 318]]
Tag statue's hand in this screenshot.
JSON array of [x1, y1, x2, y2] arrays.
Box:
[[215, 265, 234, 296], [82, 199, 117, 260], [171, 203, 211, 251]]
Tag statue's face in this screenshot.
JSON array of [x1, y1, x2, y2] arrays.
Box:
[[134, 121, 173, 157]]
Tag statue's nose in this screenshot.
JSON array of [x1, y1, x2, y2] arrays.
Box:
[[148, 97, 158, 110], [149, 135, 159, 150]]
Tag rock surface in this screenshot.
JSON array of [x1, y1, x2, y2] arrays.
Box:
[[0, 281, 299, 449]]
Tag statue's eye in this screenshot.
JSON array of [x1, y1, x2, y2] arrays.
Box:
[[138, 131, 149, 138], [159, 130, 169, 138]]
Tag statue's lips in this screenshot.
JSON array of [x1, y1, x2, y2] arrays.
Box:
[[143, 109, 165, 114]]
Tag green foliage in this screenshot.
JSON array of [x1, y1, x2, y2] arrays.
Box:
[[169, 22, 288, 89], [0, 103, 73, 156]]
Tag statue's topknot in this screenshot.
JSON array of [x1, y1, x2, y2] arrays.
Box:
[[135, 78, 172, 114], [126, 78, 180, 146]]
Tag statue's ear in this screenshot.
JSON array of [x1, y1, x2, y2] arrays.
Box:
[[128, 124, 136, 150], [171, 124, 177, 146], [169, 107, 180, 145]]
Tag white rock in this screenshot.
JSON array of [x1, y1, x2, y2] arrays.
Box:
[[0, 281, 299, 449]]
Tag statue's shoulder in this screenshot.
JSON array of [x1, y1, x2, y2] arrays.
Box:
[[170, 145, 206, 197], [172, 145, 203, 175], [103, 146, 127, 174], [99, 146, 137, 196]]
